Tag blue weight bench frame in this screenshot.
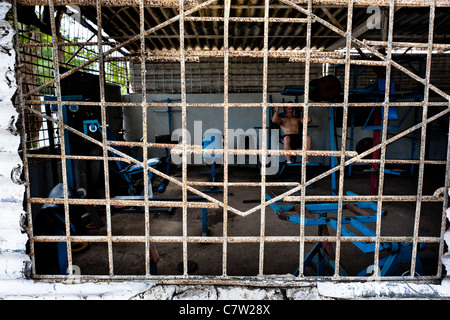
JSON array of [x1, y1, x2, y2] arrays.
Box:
[[265, 192, 425, 276], [83, 120, 170, 198], [200, 132, 232, 195]]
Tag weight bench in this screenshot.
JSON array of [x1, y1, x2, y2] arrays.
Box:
[[266, 192, 425, 276]]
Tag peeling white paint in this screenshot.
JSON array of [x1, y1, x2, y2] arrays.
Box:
[[0, 278, 154, 300], [317, 281, 450, 300]]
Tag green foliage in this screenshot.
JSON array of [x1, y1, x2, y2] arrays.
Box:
[[18, 15, 128, 96]]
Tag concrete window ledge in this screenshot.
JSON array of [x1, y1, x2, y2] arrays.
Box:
[[0, 278, 154, 300], [317, 280, 450, 300], [0, 279, 449, 300]]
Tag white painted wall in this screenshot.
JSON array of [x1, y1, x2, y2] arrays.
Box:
[[122, 92, 429, 166]]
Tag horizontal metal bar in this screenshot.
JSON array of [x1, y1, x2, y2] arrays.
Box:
[[364, 40, 450, 50], [17, 0, 198, 6], [356, 159, 446, 165], [27, 154, 106, 161], [187, 181, 300, 187], [19, 41, 121, 48], [170, 147, 359, 157], [24, 99, 450, 109], [30, 197, 220, 208], [289, 58, 387, 66], [31, 235, 443, 244], [16, 0, 450, 7], [184, 16, 310, 23], [29, 274, 444, 285], [284, 195, 444, 202]]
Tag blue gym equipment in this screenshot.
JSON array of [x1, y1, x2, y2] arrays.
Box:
[[265, 192, 425, 276], [199, 132, 233, 195], [82, 119, 169, 197]]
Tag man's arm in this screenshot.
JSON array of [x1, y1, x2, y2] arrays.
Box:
[[272, 106, 281, 125]]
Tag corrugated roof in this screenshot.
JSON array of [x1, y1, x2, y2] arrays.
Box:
[[73, 1, 450, 55]]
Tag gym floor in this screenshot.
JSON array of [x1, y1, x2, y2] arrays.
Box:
[[72, 163, 445, 278]]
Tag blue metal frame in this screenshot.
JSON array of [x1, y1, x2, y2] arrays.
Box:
[[44, 95, 84, 190], [266, 192, 425, 276], [200, 132, 232, 195], [82, 120, 167, 197]]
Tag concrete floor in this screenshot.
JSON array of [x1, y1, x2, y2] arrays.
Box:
[[72, 163, 446, 278]]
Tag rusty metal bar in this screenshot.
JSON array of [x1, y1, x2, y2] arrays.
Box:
[[31, 235, 443, 245], [373, 2, 395, 278], [171, 148, 359, 157], [184, 16, 310, 23], [296, 0, 313, 279], [19, 41, 121, 48], [16, 0, 199, 5], [437, 117, 450, 277], [410, 1, 435, 278], [24, 99, 450, 108], [28, 273, 443, 284], [95, 0, 114, 277], [284, 195, 443, 202], [29, 193, 444, 205], [179, 0, 189, 277], [27, 154, 107, 161], [255, 0, 270, 277], [49, 0, 73, 277], [222, 0, 230, 277], [332, 0, 353, 279], [139, 0, 152, 277], [16, 0, 450, 7], [364, 40, 450, 50], [30, 197, 220, 207]]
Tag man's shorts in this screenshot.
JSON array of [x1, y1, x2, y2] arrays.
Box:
[[282, 134, 302, 150]]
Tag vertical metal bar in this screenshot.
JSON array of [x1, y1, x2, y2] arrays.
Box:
[[298, 0, 313, 278], [49, 0, 72, 276], [258, 0, 270, 277], [333, 0, 353, 278], [437, 115, 450, 277], [139, 0, 151, 276], [410, 0, 435, 278], [222, 0, 231, 277], [179, 0, 188, 277], [373, 1, 395, 278], [95, 0, 114, 276]]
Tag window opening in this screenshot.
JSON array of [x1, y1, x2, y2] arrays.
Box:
[[12, 0, 450, 284]]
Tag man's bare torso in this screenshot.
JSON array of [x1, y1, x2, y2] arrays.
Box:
[[280, 117, 300, 135]]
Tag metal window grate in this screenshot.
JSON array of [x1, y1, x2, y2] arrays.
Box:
[[13, 0, 450, 285]]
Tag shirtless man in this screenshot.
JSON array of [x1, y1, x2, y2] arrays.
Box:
[[272, 106, 312, 163]]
